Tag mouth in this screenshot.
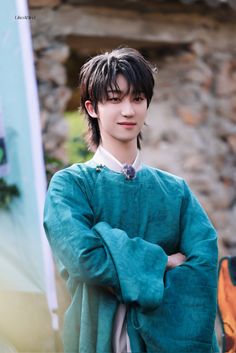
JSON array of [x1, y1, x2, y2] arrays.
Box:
[[117, 122, 137, 126]]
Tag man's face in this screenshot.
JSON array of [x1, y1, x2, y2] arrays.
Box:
[[89, 74, 148, 147]]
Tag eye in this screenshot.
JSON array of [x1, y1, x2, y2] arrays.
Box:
[[108, 96, 121, 102], [134, 95, 145, 102]]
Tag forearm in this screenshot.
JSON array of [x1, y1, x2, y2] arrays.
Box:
[[93, 221, 168, 309], [44, 203, 168, 306], [44, 171, 168, 308]]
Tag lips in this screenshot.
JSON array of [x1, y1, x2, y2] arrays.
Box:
[[117, 122, 137, 125]]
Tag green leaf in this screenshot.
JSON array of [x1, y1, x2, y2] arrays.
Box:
[[0, 147, 4, 163]]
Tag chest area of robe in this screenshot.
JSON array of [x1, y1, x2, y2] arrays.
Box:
[[87, 168, 182, 254]]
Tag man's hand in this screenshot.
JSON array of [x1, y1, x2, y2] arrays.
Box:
[[166, 252, 187, 270]]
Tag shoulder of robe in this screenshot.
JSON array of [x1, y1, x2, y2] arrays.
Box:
[[144, 165, 187, 197], [48, 162, 99, 200]]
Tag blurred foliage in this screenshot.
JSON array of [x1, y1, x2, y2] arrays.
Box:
[[45, 111, 92, 184], [0, 178, 20, 209], [64, 110, 93, 164]]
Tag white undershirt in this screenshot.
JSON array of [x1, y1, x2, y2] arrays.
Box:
[[86, 145, 143, 353], [91, 145, 142, 174]]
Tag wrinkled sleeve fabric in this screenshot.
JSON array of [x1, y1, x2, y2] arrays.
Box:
[[43, 170, 168, 309], [178, 180, 218, 285], [134, 180, 219, 353]]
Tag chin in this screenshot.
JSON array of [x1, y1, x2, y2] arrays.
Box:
[[118, 138, 137, 145]]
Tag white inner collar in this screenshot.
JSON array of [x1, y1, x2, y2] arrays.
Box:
[[91, 145, 142, 173]]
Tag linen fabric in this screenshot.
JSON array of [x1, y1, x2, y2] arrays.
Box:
[[44, 162, 219, 353]]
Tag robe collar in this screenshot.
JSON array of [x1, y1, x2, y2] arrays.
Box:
[[91, 145, 142, 173]]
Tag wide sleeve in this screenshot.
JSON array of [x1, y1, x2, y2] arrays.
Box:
[[163, 180, 218, 291], [178, 180, 218, 285], [133, 180, 219, 353], [43, 170, 168, 309]]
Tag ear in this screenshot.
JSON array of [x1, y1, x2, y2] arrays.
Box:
[[85, 100, 98, 118]]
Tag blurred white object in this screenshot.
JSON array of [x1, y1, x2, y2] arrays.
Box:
[[0, 338, 17, 353]]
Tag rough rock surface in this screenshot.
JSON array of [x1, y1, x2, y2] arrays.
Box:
[[30, 0, 236, 255], [29, 1, 236, 347]]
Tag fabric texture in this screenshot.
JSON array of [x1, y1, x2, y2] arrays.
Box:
[[91, 145, 141, 353], [44, 162, 219, 353]]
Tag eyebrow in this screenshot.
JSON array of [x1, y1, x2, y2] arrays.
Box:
[[107, 89, 144, 95], [107, 89, 122, 93]]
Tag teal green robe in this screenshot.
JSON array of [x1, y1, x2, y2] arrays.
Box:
[[43, 163, 219, 353]]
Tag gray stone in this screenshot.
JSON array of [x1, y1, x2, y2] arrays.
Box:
[[210, 183, 236, 210], [42, 44, 70, 63], [29, 0, 61, 8], [32, 35, 50, 51], [190, 40, 208, 58], [214, 119, 236, 138], [38, 82, 54, 100], [185, 61, 213, 89], [215, 96, 236, 122], [177, 105, 207, 126], [215, 59, 236, 96], [43, 116, 69, 153], [30, 9, 55, 36], [36, 58, 67, 85], [193, 194, 213, 219], [44, 87, 72, 112], [30, 1, 236, 268], [40, 110, 50, 131], [227, 133, 236, 154], [188, 175, 213, 195], [182, 154, 206, 172], [49, 118, 69, 140], [222, 226, 236, 246]]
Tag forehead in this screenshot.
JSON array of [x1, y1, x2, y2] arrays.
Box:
[[108, 74, 137, 94], [110, 74, 128, 90]]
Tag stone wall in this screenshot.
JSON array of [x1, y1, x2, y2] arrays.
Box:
[[35, 39, 72, 163], [29, 1, 236, 255], [29, 0, 236, 345], [143, 47, 236, 257]]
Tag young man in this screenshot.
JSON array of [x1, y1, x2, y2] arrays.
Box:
[[44, 48, 219, 353]]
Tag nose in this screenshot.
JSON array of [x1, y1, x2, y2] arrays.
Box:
[[121, 98, 135, 117]]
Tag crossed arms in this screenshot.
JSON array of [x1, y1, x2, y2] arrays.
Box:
[[44, 169, 218, 310]]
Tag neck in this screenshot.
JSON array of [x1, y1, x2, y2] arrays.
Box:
[[100, 139, 138, 165]]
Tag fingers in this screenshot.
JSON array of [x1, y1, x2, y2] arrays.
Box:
[[167, 252, 186, 270]]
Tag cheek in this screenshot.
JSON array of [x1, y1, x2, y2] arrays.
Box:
[[139, 101, 148, 112], [139, 107, 148, 121], [98, 105, 114, 119]]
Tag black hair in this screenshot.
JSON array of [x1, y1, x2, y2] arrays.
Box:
[[79, 47, 156, 150]]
